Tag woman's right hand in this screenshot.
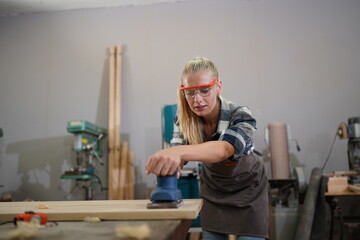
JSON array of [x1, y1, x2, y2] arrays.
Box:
[[145, 147, 182, 176]]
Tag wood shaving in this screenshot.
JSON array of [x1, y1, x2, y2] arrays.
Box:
[[7, 221, 42, 239], [35, 203, 50, 209], [84, 216, 101, 223], [115, 224, 151, 239]]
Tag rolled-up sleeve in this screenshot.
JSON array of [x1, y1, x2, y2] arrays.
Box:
[[218, 107, 256, 158]]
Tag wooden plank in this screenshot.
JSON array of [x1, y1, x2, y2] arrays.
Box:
[[119, 141, 128, 199], [114, 45, 122, 147], [107, 46, 117, 200], [334, 171, 358, 176], [126, 151, 135, 200], [324, 171, 358, 177], [348, 184, 360, 193], [325, 191, 360, 196], [327, 176, 348, 193], [0, 199, 202, 222], [114, 45, 123, 199]]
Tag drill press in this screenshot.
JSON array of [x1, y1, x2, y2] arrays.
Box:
[[338, 117, 360, 184], [61, 120, 107, 200]]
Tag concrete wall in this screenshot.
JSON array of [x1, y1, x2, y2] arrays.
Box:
[[0, 0, 359, 200]]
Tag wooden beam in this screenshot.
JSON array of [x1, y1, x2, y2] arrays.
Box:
[[114, 45, 123, 199], [126, 151, 135, 200], [119, 141, 128, 199], [108, 46, 117, 200], [0, 199, 203, 221]]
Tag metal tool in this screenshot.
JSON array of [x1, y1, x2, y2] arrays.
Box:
[[61, 120, 107, 200], [147, 174, 183, 209], [337, 117, 360, 184], [14, 211, 48, 225]]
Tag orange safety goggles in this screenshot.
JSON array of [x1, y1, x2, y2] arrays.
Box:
[[179, 78, 219, 91]]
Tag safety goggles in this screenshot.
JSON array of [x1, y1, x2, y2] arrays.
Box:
[[179, 78, 219, 99]]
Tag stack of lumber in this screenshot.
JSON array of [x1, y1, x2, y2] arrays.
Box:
[[108, 45, 135, 200]]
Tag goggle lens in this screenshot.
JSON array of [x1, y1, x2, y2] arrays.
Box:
[[183, 87, 213, 99]]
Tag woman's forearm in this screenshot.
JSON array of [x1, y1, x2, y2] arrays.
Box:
[[177, 141, 235, 163], [146, 141, 235, 176]]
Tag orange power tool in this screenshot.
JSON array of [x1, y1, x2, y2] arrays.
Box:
[[14, 211, 48, 225]]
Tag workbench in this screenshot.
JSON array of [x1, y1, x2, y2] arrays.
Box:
[[0, 220, 192, 240], [325, 189, 360, 239], [0, 199, 202, 240]]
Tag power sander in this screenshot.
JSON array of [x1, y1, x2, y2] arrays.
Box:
[[147, 174, 183, 209]]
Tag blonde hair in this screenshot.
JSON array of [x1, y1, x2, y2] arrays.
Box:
[[177, 57, 219, 145]]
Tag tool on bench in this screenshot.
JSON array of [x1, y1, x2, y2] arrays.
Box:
[[61, 120, 107, 200], [337, 117, 360, 184], [14, 211, 48, 225], [147, 174, 183, 209], [146, 104, 184, 209]]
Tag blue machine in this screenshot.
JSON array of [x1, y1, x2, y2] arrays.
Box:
[[147, 104, 183, 208], [162, 104, 178, 148], [150, 175, 182, 201], [147, 174, 183, 209]]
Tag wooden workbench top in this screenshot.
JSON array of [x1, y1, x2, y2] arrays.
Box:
[[0, 199, 203, 221]]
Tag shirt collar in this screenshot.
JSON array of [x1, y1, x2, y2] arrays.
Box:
[[216, 96, 232, 134]]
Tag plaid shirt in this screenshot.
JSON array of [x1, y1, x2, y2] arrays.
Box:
[[170, 96, 256, 160]]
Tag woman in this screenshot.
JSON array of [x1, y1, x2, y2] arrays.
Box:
[[145, 57, 268, 240]]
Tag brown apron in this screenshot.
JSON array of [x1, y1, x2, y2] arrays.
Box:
[[200, 152, 269, 238]]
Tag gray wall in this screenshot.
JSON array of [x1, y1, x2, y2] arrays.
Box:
[[1, 0, 359, 200]]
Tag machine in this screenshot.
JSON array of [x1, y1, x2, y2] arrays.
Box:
[[147, 105, 184, 209], [61, 120, 107, 200], [265, 122, 306, 240], [14, 211, 48, 225], [337, 116, 360, 184], [147, 174, 183, 209]]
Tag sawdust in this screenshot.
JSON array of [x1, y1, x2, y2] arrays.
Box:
[[115, 224, 151, 239], [35, 203, 50, 209], [83, 216, 101, 223], [7, 219, 43, 239]]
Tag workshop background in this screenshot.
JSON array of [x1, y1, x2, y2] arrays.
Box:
[[0, 0, 359, 201]]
